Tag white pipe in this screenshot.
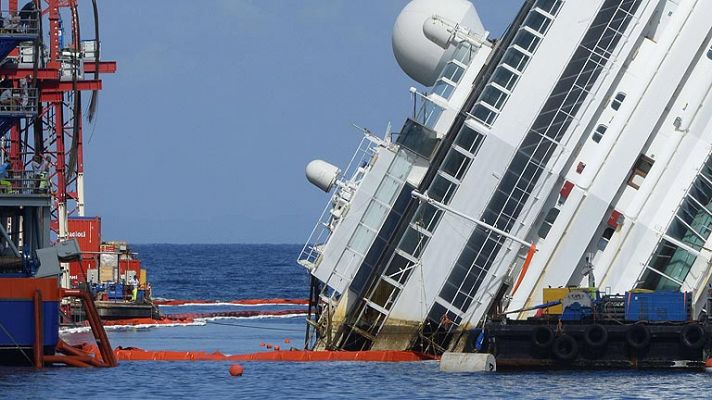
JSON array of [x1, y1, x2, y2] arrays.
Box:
[[411, 190, 532, 247], [77, 172, 85, 217]]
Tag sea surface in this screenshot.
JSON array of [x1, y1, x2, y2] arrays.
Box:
[[2, 244, 712, 399]]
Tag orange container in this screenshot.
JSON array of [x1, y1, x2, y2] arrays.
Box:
[[67, 217, 102, 253]]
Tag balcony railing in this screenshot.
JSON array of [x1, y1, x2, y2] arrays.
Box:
[[0, 170, 50, 196], [0, 10, 40, 37], [0, 87, 38, 117]]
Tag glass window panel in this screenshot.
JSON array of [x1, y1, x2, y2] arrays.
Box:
[[524, 9, 551, 34], [433, 79, 455, 99], [449, 263, 468, 286], [597, 227, 616, 251], [362, 200, 389, 230], [481, 85, 508, 110], [375, 176, 400, 204], [701, 158, 712, 181], [414, 202, 443, 233], [350, 263, 372, 295], [453, 43, 474, 65], [472, 104, 497, 126], [425, 106, 443, 128], [349, 224, 375, 255], [429, 174, 457, 204], [537, 207, 560, 239], [388, 151, 412, 182], [535, 0, 562, 15], [513, 29, 541, 54], [371, 279, 398, 309], [441, 282, 459, 303], [442, 63, 464, 83], [398, 119, 440, 160], [648, 239, 696, 291], [385, 252, 415, 284], [492, 66, 519, 91], [502, 47, 530, 71], [611, 92, 626, 110], [364, 237, 386, 267], [593, 124, 607, 143], [457, 244, 478, 269], [455, 125, 485, 154], [399, 227, 429, 258], [442, 148, 471, 181]]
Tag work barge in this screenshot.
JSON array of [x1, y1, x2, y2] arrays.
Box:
[[485, 289, 712, 370]]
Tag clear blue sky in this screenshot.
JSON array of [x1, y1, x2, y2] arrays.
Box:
[[83, 0, 523, 244]]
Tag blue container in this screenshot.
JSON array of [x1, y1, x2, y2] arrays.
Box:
[[107, 283, 125, 300], [624, 291, 689, 322]]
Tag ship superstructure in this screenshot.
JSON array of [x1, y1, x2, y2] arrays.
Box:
[[299, 0, 712, 355]]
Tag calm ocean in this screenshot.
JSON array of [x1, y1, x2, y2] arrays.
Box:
[[1, 244, 711, 399]]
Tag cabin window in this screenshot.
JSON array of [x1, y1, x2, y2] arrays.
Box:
[[443, 63, 464, 83], [628, 155, 654, 190], [492, 66, 520, 91], [481, 85, 508, 110], [513, 28, 542, 54], [455, 125, 485, 155], [597, 227, 616, 251], [502, 47, 530, 72], [708, 45, 712, 60], [524, 9, 551, 34], [537, 207, 560, 239], [472, 103, 498, 126], [535, 0, 562, 16], [611, 92, 626, 111], [592, 124, 607, 143], [452, 43, 474, 65], [433, 79, 455, 99]]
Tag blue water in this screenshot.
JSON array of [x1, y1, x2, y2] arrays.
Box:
[[2, 244, 712, 399]]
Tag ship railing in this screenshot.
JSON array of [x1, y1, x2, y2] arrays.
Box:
[[341, 134, 380, 187], [0, 87, 38, 117], [0, 170, 50, 196], [298, 135, 380, 271], [0, 9, 40, 37]]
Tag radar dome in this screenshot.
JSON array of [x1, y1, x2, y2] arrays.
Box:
[[392, 0, 485, 86], [306, 160, 341, 193]]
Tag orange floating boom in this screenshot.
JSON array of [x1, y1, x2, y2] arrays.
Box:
[[77, 344, 437, 363]]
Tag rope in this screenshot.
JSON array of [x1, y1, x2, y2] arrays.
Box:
[[0, 320, 34, 365], [205, 320, 304, 333]]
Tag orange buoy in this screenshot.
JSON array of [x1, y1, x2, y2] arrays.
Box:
[[229, 364, 244, 377], [274, 345, 281, 351], [284, 338, 291, 344], [705, 358, 712, 373]]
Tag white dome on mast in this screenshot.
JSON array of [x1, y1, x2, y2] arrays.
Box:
[[392, 0, 486, 86], [306, 160, 341, 193]]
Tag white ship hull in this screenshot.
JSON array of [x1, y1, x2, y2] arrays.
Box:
[[299, 0, 712, 354]]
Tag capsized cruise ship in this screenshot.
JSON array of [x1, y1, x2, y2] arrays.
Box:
[[298, 0, 712, 354]]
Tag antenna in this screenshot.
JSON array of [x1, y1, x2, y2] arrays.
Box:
[[385, 122, 392, 144]]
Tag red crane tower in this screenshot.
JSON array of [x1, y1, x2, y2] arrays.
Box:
[[0, 0, 116, 240]]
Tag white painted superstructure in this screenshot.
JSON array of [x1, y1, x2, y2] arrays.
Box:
[[298, 0, 712, 353]]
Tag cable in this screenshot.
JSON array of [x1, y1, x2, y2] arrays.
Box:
[[205, 319, 304, 333]]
